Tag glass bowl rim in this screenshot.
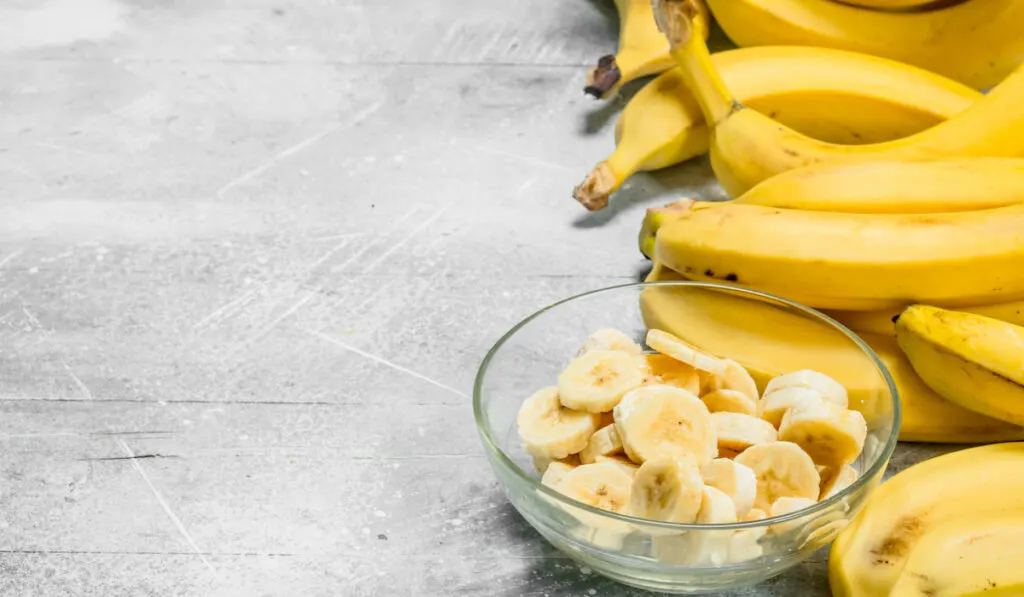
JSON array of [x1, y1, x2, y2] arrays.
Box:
[[473, 280, 901, 531]]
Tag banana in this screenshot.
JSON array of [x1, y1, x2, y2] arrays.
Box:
[[888, 515, 1024, 597], [594, 454, 640, 477], [533, 453, 581, 475], [758, 387, 827, 428], [651, 485, 737, 565], [765, 370, 848, 409], [578, 328, 644, 357], [658, 0, 1024, 197], [701, 458, 757, 518], [819, 465, 857, 502], [779, 401, 867, 467], [711, 412, 778, 453], [744, 508, 767, 522], [579, 424, 625, 464], [555, 461, 634, 513], [517, 387, 601, 459], [895, 305, 1024, 427], [704, 359, 759, 402], [829, 443, 1024, 597], [705, 0, 1024, 90], [642, 353, 701, 396], [835, 0, 942, 8], [701, 389, 757, 416], [614, 384, 718, 465], [733, 159, 1024, 214], [583, 0, 709, 99], [575, 47, 979, 211], [558, 349, 646, 413], [735, 441, 820, 511], [768, 496, 819, 536], [652, 199, 1024, 310], [646, 328, 729, 378], [541, 460, 578, 488], [629, 457, 705, 523], [828, 299, 1024, 337], [865, 332, 1024, 443]]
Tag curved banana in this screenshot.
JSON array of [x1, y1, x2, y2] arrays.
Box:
[[834, 0, 941, 8], [828, 299, 1024, 337], [705, 0, 1024, 90], [657, 0, 1024, 197], [584, 0, 709, 99], [896, 305, 1024, 426], [638, 270, 1024, 442], [574, 47, 979, 210], [829, 443, 1024, 597], [653, 199, 1024, 311], [733, 158, 1024, 213]]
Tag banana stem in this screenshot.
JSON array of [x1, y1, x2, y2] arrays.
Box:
[[655, 0, 738, 125]]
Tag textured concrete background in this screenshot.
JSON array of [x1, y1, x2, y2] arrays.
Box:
[[0, 0, 949, 595]]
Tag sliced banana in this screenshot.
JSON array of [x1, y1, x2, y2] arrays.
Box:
[[533, 453, 580, 475], [711, 412, 778, 454], [614, 384, 717, 466], [764, 370, 848, 409], [630, 457, 704, 524], [698, 485, 739, 524], [818, 464, 858, 501], [701, 458, 757, 519], [579, 424, 624, 464], [758, 386, 826, 428], [556, 462, 634, 549], [578, 328, 643, 357], [705, 359, 759, 402], [541, 461, 577, 488], [779, 400, 867, 467], [735, 441, 821, 511], [558, 349, 646, 413], [518, 387, 600, 459], [728, 524, 767, 563], [594, 454, 639, 477], [701, 388, 757, 416], [642, 353, 701, 395], [646, 329, 729, 378], [689, 486, 740, 566], [744, 508, 767, 522], [768, 496, 818, 536]]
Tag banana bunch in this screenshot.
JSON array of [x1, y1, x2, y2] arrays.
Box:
[[519, 326, 867, 562], [829, 443, 1024, 596]]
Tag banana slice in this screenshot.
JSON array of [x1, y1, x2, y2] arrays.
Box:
[[558, 349, 646, 413], [518, 387, 600, 459], [698, 485, 739, 524], [541, 461, 577, 488], [705, 359, 759, 402], [630, 457, 704, 524], [779, 400, 867, 467], [651, 486, 738, 566], [818, 464, 858, 501], [579, 424, 624, 464], [744, 508, 767, 522], [701, 458, 757, 519], [555, 461, 633, 515], [768, 496, 818, 536], [701, 388, 757, 416], [533, 453, 580, 475], [735, 441, 821, 511], [728, 528, 765, 563], [614, 384, 717, 466], [712, 412, 778, 454], [646, 329, 729, 378], [764, 370, 849, 409], [594, 454, 639, 477], [758, 386, 826, 428], [642, 353, 701, 395], [578, 328, 643, 357]]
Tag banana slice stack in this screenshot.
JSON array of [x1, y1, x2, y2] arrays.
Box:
[[516, 327, 869, 565]]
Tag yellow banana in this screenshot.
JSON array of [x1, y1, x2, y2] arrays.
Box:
[[574, 49, 979, 211], [584, 0, 709, 99], [705, 0, 1024, 90], [733, 158, 1024, 213], [833, 0, 943, 8], [828, 299, 1024, 337], [652, 198, 1024, 311], [657, 0, 1024, 197], [896, 305, 1024, 427], [639, 269, 1024, 442], [829, 443, 1024, 597]]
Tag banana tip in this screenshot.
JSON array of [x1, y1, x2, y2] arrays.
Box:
[[584, 55, 621, 99], [573, 163, 619, 211]]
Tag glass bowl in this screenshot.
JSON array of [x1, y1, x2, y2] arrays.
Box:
[[474, 281, 899, 594]]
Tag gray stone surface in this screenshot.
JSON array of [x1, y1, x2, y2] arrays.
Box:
[[0, 0, 953, 595]]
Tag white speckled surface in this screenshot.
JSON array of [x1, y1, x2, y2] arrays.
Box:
[[0, 0, 956, 594]]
